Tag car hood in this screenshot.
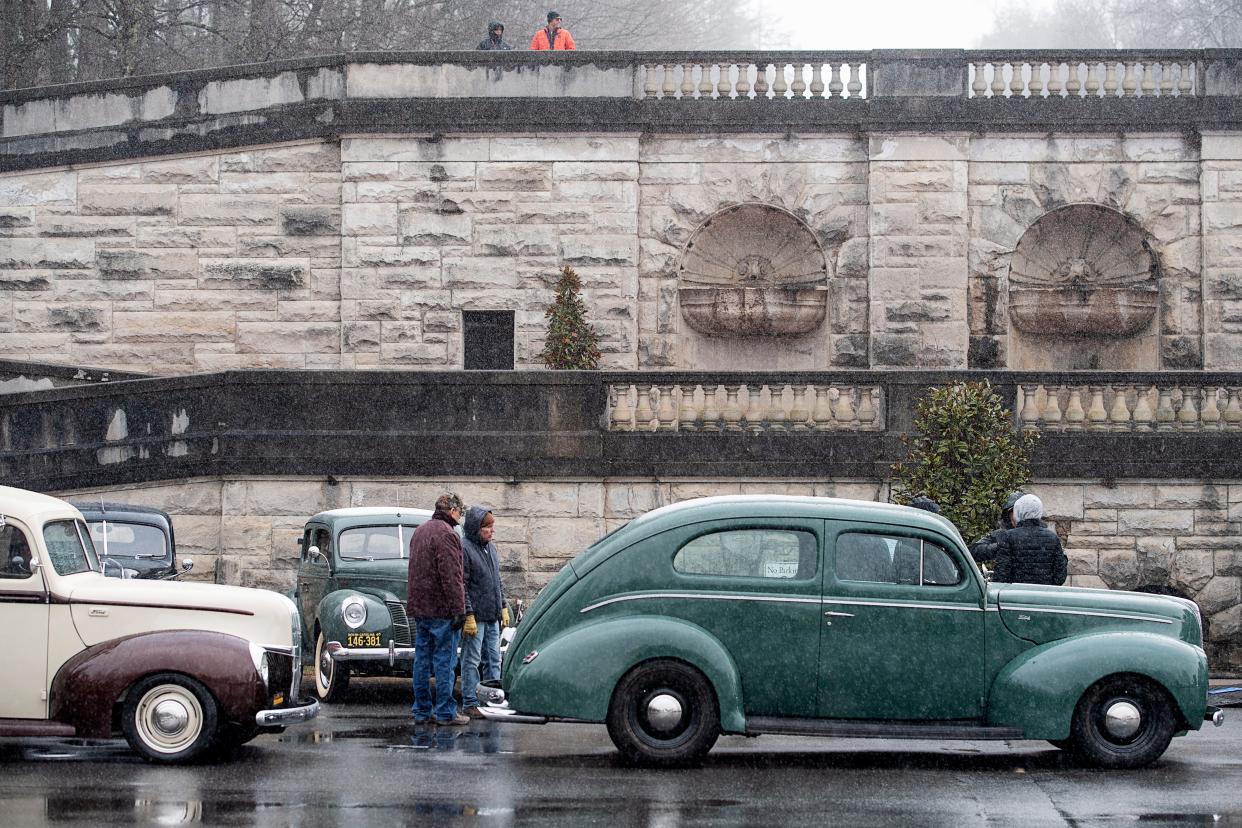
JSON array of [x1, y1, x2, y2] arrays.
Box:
[[65, 573, 298, 649], [991, 583, 1199, 646]]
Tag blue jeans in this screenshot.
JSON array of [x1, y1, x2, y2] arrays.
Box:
[[460, 620, 501, 709], [412, 618, 462, 721]]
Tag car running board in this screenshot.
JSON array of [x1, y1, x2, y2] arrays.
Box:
[[745, 717, 1025, 741]]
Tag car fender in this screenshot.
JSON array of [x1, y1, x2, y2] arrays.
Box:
[[987, 631, 1208, 739], [507, 615, 747, 733], [315, 589, 393, 641], [50, 630, 264, 738]]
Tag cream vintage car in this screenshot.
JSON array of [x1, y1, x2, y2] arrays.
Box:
[[0, 485, 318, 762]]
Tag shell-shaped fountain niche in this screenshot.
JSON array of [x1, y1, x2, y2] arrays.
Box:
[[1008, 204, 1160, 337], [678, 203, 829, 337]]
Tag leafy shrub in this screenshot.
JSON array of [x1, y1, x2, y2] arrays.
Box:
[[890, 381, 1038, 543], [540, 266, 602, 370]]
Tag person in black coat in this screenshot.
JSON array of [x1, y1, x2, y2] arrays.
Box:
[[970, 490, 1024, 563], [478, 22, 513, 50], [992, 494, 1068, 585]]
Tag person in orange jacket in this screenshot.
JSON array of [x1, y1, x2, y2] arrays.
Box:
[[531, 11, 575, 50]]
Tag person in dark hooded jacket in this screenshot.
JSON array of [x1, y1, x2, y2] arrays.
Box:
[[992, 494, 1068, 585], [478, 21, 512, 50], [458, 505, 507, 717], [969, 490, 1025, 563]]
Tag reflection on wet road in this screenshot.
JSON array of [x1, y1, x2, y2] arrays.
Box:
[[1, 679, 1241, 826]]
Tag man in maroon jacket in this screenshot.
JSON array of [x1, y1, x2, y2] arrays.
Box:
[[408, 492, 469, 725]]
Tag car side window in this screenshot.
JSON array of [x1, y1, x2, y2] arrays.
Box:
[[836, 532, 963, 587], [673, 529, 817, 580], [307, 528, 331, 564], [0, 524, 34, 579]]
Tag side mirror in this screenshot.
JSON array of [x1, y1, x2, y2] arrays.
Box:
[[308, 545, 327, 564], [180, 558, 194, 573]]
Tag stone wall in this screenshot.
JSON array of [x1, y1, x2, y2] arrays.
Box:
[[4, 130, 1239, 373], [56, 475, 1242, 669]]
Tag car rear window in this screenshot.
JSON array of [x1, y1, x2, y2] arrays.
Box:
[[674, 528, 817, 580]]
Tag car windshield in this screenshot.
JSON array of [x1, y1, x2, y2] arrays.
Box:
[[338, 525, 422, 561], [87, 520, 169, 560], [43, 519, 101, 575]]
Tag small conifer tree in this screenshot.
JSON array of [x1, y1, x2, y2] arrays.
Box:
[[890, 381, 1038, 543], [540, 265, 602, 370]]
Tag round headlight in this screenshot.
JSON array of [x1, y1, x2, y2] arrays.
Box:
[[342, 596, 367, 629]]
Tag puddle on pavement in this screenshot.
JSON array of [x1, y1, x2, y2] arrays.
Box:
[[279, 721, 518, 754]]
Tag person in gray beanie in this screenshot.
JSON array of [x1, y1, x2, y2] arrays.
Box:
[[478, 21, 512, 50], [992, 494, 1067, 585], [969, 490, 1025, 563]]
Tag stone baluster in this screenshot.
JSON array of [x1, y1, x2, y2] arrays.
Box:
[[1042, 385, 1063, 430], [1224, 388, 1242, 431], [810, 64, 825, 98], [829, 63, 844, 97], [1104, 62, 1120, 96], [972, 62, 988, 98], [789, 385, 811, 431], [634, 385, 656, 431], [1123, 62, 1139, 96], [680, 63, 696, 99], [812, 386, 833, 431], [610, 384, 633, 431], [662, 64, 677, 99], [846, 63, 862, 97], [754, 64, 770, 99], [643, 65, 660, 99], [832, 386, 855, 428], [1086, 386, 1109, 431], [701, 385, 721, 432], [1009, 63, 1026, 98], [1066, 62, 1081, 97], [1028, 63, 1044, 98], [717, 64, 734, 99], [699, 63, 716, 99], [1155, 386, 1176, 431], [1202, 386, 1222, 431], [678, 385, 698, 432], [1176, 386, 1199, 431], [1132, 386, 1155, 432], [767, 385, 789, 431], [1160, 62, 1174, 96], [1018, 384, 1041, 430], [722, 384, 744, 432], [1108, 385, 1132, 432], [1064, 387, 1086, 431], [735, 64, 752, 99], [1141, 62, 1156, 96], [656, 385, 678, 431], [858, 388, 878, 430], [1179, 62, 1194, 95], [1085, 62, 1101, 96], [791, 64, 807, 98], [1047, 62, 1064, 97], [990, 63, 1008, 98], [772, 64, 789, 99], [743, 384, 763, 432]]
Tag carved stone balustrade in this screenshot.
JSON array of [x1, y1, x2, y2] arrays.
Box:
[[608, 382, 885, 432], [1015, 382, 1242, 432], [969, 53, 1197, 98], [640, 55, 868, 100]]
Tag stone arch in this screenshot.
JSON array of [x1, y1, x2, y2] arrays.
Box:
[[1006, 203, 1161, 370], [677, 203, 830, 339]]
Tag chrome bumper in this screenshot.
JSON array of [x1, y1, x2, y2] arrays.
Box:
[[255, 698, 320, 727], [1206, 705, 1225, 726], [327, 640, 415, 665], [478, 701, 548, 724]]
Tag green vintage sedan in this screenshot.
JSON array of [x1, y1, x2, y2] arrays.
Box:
[[479, 495, 1221, 767]]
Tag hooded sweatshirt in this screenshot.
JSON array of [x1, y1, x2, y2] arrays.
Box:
[[478, 22, 512, 50], [461, 505, 505, 622]]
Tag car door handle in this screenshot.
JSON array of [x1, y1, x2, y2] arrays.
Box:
[[823, 611, 854, 618]]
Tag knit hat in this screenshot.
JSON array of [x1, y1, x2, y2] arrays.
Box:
[[547, 10, 561, 21]]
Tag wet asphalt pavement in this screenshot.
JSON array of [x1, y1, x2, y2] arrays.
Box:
[[1, 678, 1240, 827]]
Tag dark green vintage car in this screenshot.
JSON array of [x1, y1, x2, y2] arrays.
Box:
[[480, 495, 1220, 767]]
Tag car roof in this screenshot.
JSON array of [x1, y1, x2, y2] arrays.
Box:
[[0, 485, 83, 525], [71, 501, 172, 522], [307, 506, 434, 527]]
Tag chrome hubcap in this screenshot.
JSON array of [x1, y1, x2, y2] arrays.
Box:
[[152, 700, 190, 735], [1104, 700, 1142, 739], [645, 693, 683, 732]]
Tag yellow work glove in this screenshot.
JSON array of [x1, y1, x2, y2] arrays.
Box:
[[463, 614, 477, 637], [501, 607, 510, 628]]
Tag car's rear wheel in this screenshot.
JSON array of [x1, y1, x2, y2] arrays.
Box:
[[315, 629, 350, 702], [606, 659, 720, 767], [122, 673, 219, 764], [1068, 674, 1177, 769]]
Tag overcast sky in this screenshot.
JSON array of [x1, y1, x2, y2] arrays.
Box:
[[762, 0, 999, 49]]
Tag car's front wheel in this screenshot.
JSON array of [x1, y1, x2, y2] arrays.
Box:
[[1068, 674, 1177, 769], [314, 629, 350, 702], [122, 673, 219, 764], [606, 659, 720, 766]]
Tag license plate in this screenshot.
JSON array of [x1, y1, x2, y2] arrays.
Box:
[[346, 631, 381, 648]]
